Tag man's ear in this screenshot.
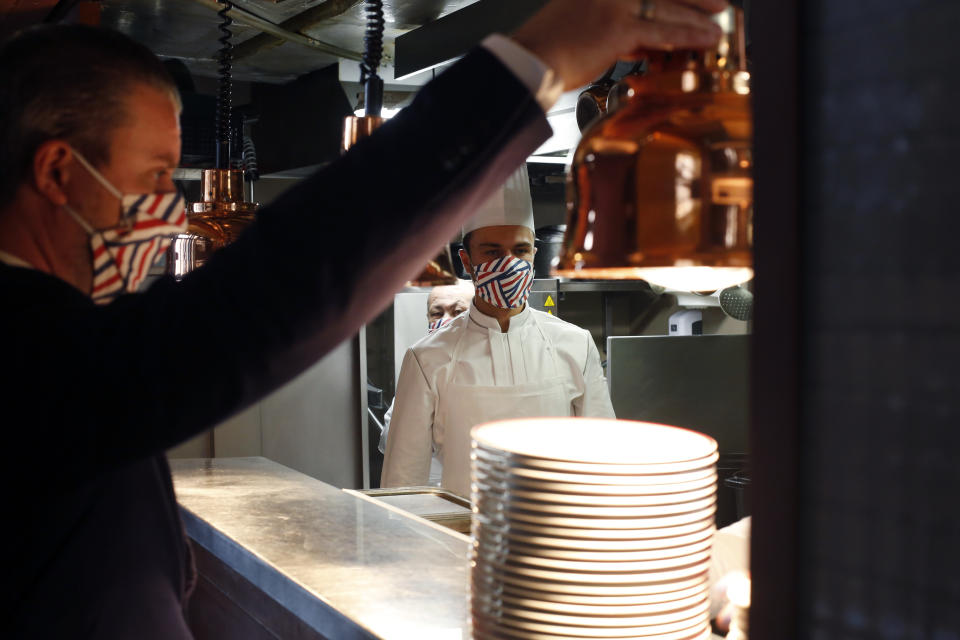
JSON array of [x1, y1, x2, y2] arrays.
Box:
[[32, 141, 75, 207], [459, 247, 472, 275]]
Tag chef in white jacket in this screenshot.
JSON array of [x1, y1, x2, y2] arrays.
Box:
[[381, 166, 616, 498], [377, 280, 475, 485]]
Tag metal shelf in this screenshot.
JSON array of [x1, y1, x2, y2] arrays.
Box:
[[556, 279, 657, 294]]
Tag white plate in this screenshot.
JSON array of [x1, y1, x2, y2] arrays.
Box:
[[477, 499, 716, 530], [473, 607, 711, 638], [471, 456, 720, 487], [474, 491, 715, 521], [472, 618, 713, 640], [472, 473, 720, 499], [472, 418, 718, 466], [472, 591, 710, 627], [473, 555, 710, 585], [472, 449, 719, 481], [475, 550, 713, 579], [473, 442, 719, 477], [472, 626, 712, 640], [474, 478, 716, 507], [474, 609, 709, 639], [472, 567, 710, 597], [472, 531, 715, 562], [473, 443, 718, 474], [476, 512, 717, 540], [471, 599, 710, 629], [474, 491, 717, 518], [472, 468, 718, 500], [492, 576, 710, 610], [472, 523, 716, 552]]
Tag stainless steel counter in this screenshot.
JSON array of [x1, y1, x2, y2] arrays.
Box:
[[171, 457, 470, 640], [172, 457, 727, 640]]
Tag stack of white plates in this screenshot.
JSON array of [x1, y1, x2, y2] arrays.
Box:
[[470, 418, 718, 640]]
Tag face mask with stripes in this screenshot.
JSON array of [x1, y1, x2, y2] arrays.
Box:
[[428, 317, 451, 333], [63, 149, 188, 304], [472, 255, 534, 310]]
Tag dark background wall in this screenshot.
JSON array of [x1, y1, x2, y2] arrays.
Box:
[[754, 1, 960, 637]]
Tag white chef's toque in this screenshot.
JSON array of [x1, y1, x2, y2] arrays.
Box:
[[462, 165, 535, 235]]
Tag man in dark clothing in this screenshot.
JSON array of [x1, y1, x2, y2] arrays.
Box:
[[0, 0, 726, 636]]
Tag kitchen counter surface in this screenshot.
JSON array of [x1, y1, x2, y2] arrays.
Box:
[[171, 457, 470, 640], [172, 456, 726, 640]]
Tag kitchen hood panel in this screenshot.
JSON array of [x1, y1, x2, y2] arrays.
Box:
[[97, 0, 479, 83]]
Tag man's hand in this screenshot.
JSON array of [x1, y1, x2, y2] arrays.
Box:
[[512, 0, 729, 91]]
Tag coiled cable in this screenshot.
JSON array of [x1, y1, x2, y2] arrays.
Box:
[[215, 0, 234, 169], [359, 0, 384, 117], [359, 0, 383, 82], [242, 134, 259, 182]]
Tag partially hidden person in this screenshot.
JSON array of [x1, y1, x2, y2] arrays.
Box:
[[377, 279, 475, 485]]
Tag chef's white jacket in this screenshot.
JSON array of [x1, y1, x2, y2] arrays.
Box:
[[381, 302, 615, 496]]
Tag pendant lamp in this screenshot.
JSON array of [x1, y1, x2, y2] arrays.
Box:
[[556, 7, 753, 293], [342, 0, 458, 287], [168, 0, 259, 278]]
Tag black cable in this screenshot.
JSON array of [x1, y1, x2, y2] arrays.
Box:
[[242, 135, 259, 182], [359, 0, 384, 117], [215, 0, 234, 169]]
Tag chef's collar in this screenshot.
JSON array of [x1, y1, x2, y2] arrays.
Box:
[[468, 300, 532, 333]]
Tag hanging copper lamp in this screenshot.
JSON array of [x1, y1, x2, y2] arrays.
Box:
[[343, 0, 458, 287], [556, 6, 753, 293], [168, 168, 258, 276], [167, 0, 259, 278], [342, 115, 459, 286]]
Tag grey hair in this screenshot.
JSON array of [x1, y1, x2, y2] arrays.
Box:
[[0, 24, 180, 201]]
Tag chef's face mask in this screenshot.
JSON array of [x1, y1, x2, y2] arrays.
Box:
[[428, 317, 452, 333], [471, 254, 534, 310], [62, 149, 188, 305]]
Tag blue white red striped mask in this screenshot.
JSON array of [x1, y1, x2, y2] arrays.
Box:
[[472, 255, 534, 309], [428, 317, 452, 333], [64, 149, 188, 304]]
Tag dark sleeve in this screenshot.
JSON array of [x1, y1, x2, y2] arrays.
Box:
[[5, 46, 551, 482]]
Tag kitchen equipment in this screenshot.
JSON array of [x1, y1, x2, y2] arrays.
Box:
[[576, 61, 648, 132], [668, 309, 703, 336], [533, 225, 565, 277], [168, 169, 258, 277], [167, 3, 259, 279], [341, 113, 384, 152], [470, 417, 718, 639], [670, 285, 754, 325], [723, 471, 751, 522], [717, 285, 753, 321], [350, 486, 472, 533], [575, 66, 617, 132], [605, 335, 749, 453], [341, 0, 457, 287], [558, 6, 753, 293]]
